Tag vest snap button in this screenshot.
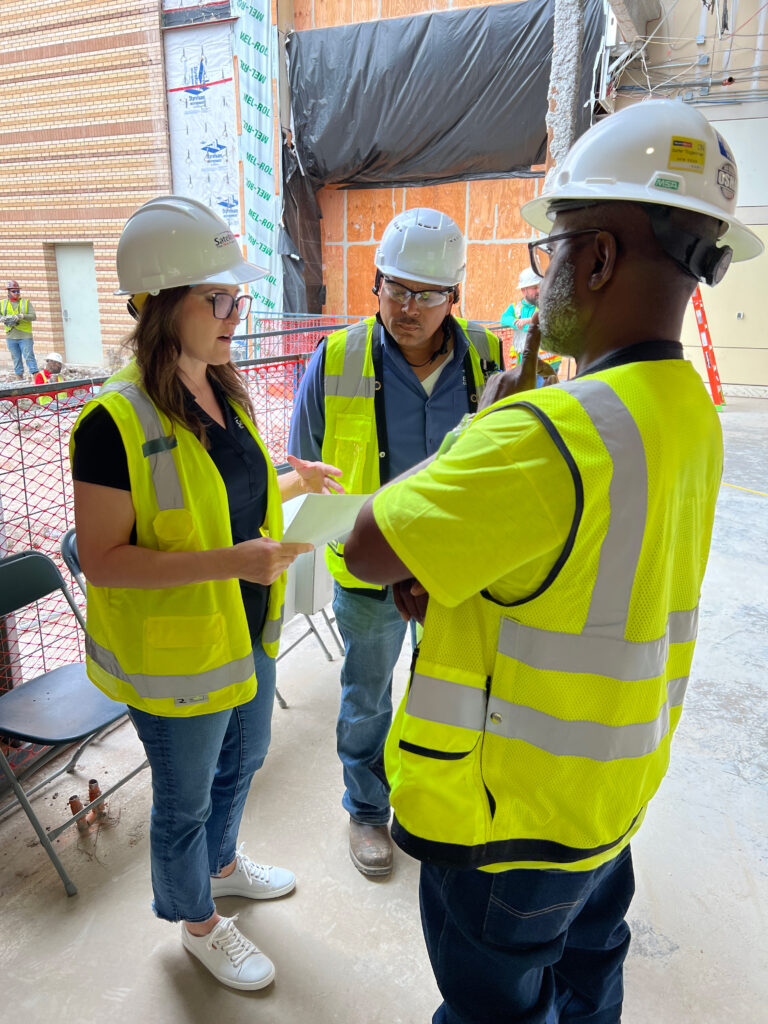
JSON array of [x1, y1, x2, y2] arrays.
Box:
[[379, 451, 386, 458], [490, 711, 502, 725]]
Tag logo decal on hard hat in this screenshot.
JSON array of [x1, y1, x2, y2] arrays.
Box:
[[716, 133, 734, 162], [653, 176, 680, 192], [214, 230, 236, 248], [717, 162, 736, 202], [668, 137, 706, 173]]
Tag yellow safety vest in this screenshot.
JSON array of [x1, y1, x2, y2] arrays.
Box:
[[321, 315, 501, 589], [36, 370, 66, 406], [1, 298, 31, 333], [70, 365, 285, 717], [384, 362, 722, 872]]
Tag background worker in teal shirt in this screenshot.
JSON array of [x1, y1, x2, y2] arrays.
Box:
[[500, 266, 542, 360]]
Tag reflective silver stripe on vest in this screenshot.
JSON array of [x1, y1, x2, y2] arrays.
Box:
[[405, 673, 689, 759], [463, 324, 492, 363], [484, 674, 690, 760], [494, 379, 699, 680], [324, 323, 375, 399], [262, 603, 285, 645], [561, 380, 647, 634], [406, 672, 487, 731], [99, 381, 185, 511], [86, 634, 255, 700], [498, 607, 698, 680]]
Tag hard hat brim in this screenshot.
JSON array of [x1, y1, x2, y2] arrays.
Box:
[[114, 258, 269, 297], [521, 189, 764, 262]]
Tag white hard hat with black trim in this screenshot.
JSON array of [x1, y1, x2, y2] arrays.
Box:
[[375, 208, 467, 287], [521, 99, 763, 264], [115, 195, 268, 296]]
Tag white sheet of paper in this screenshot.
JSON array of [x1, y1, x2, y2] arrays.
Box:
[[281, 493, 371, 548]]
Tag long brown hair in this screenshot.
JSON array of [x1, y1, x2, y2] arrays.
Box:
[[126, 286, 256, 445]]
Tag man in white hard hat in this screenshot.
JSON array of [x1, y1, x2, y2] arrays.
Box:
[[500, 265, 545, 372], [501, 266, 541, 332], [288, 208, 503, 877], [343, 100, 763, 1022], [34, 352, 66, 406]]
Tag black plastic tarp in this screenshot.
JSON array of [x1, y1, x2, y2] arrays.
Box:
[[286, 0, 605, 190]]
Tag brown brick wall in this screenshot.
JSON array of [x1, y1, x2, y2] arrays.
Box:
[[292, 0, 542, 324], [0, 1, 171, 373]]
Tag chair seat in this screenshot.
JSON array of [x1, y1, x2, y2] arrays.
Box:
[[0, 664, 127, 745]]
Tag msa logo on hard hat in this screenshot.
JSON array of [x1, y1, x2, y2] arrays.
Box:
[[654, 177, 680, 192], [214, 231, 236, 248]]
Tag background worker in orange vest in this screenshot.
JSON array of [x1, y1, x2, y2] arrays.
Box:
[[1, 280, 39, 378]]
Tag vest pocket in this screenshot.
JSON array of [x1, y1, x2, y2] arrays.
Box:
[[331, 414, 370, 493], [390, 679, 493, 847], [143, 612, 227, 676]]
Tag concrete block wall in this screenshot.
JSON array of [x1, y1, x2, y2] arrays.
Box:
[[293, 0, 544, 324], [0, 0, 172, 373]]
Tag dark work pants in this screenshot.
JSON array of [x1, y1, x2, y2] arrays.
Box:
[[420, 846, 635, 1024]]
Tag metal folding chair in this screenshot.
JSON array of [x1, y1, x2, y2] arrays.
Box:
[[0, 548, 147, 896]]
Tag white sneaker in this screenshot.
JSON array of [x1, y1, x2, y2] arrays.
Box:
[[181, 914, 275, 991], [210, 842, 296, 900]]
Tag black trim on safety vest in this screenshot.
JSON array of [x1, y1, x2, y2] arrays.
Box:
[[142, 435, 178, 457], [398, 740, 473, 761], [390, 808, 643, 869], [463, 350, 479, 410], [371, 329, 391, 484], [480, 401, 584, 609]]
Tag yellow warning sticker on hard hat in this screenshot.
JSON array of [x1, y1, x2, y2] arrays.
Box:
[[668, 137, 706, 173]]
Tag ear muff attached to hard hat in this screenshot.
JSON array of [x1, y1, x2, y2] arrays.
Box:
[[127, 292, 149, 321], [643, 204, 733, 286]]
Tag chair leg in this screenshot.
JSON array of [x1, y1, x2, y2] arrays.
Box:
[[0, 748, 78, 896], [304, 614, 334, 661], [321, 607, 345, 656]]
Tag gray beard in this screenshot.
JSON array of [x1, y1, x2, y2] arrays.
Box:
[[538, 261, 583, 360]]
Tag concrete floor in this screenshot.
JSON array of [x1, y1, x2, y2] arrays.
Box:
[[1, 397, 766, 1023]]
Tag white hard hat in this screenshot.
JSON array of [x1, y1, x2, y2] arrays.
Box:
[[375, 208, 466, 287], [518, 267, 542, 290], [46, 352, 63, 363], [115, 195, 268, 296], [521, 99, 763, 262]]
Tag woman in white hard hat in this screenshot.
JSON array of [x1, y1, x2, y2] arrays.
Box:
[[70, 195, 342, 991]]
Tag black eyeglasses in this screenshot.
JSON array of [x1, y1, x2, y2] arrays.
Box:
[[528, 229, 604, 277], [380, 277, 454, 308], [206, 292, 252, 321]]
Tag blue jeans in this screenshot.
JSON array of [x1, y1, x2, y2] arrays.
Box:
[[332, 582, 415, 825], [420, 847, 635, 1024], [7, 335, 38, 376], [128, 643, 276, 923]]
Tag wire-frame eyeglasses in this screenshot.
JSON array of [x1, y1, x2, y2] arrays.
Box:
[[528, 229, 604, 277]]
